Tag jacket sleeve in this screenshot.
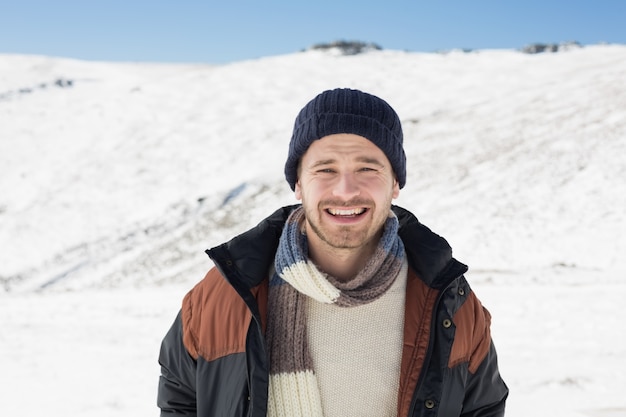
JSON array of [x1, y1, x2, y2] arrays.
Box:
[[157, 311, 198, 416], [460, 337, 508, 417]]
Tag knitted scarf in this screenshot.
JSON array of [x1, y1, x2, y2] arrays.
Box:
[[266, 206, 405, 417]]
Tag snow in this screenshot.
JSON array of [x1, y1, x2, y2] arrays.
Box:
[[1, 45, 625, 416]]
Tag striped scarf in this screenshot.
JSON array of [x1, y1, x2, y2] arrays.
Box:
[[266, 206, 405, 417]]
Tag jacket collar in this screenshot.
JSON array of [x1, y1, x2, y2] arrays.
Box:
[[392, 205, 468, 289], [206, 205, 467, 292]]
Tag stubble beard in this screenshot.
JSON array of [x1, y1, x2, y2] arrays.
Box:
[[302, 197, 391, 251]]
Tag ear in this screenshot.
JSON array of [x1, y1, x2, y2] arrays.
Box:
[[294, 181, 303, 200], [392, 179, 400, 199]]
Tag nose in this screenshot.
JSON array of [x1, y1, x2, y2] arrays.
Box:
[[332, 172, 361, 200]]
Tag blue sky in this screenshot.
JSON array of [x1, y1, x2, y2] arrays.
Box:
[[1, 0, 625, 64]]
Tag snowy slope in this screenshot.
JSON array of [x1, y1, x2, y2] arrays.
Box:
[[1, 45, 625, 416], [2, 46, 626, 291]]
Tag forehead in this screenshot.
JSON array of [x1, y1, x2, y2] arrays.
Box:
[[301, 133, 389, 164]]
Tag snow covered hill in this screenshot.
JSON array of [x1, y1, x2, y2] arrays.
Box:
[[1, 45, 625, 416], [2, 45, 625, 292]]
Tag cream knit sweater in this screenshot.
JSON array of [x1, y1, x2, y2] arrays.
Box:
[[305, 259, 408, 417]]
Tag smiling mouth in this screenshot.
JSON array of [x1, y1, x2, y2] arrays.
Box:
[[326, 208, 367, 217]]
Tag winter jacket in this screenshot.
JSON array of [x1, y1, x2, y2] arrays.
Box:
[[158, 205, 508, 417]]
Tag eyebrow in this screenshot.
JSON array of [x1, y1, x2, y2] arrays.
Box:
[[356, 156, 386, 166]]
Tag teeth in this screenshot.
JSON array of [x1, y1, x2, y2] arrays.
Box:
[[328, 208, 366, 216]]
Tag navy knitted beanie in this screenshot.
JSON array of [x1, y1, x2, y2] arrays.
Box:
[[284, 88, 406, 191]]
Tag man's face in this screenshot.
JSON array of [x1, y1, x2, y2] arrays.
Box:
[[295, 133, 400, 255]]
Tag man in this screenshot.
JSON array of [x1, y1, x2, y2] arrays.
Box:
[[157, 88, 508, 417]]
